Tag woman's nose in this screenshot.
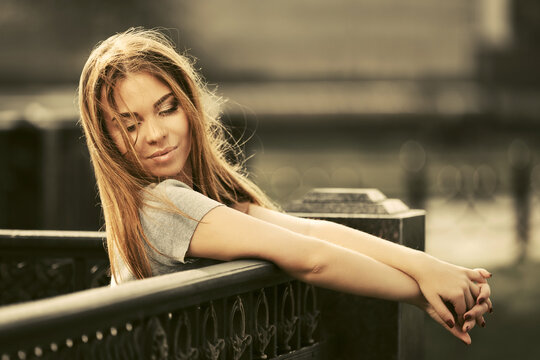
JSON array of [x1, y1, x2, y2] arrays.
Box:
[[145, 117, 166, 143]]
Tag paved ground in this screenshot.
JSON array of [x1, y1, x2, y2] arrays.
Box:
[[424, 196, 540, 359]]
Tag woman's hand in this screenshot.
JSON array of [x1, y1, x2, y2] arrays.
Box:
[[413, 258, 492, 330], [417, 282, 492, 345], [462, 283, 493, 332]]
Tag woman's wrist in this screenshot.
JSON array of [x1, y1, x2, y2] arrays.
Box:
[[406, 250, 438, 282], [408, 291, 428, 309]]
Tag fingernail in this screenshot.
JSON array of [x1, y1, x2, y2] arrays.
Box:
[[478, 298, 485, 304], [464, 314, 471, 321], [446, 320, 454, 328], [489, 308, 493, 314], [481, 321, 486, 328], [465, 325, 470, 332]]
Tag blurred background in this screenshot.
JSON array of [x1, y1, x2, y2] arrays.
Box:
[[0, 0, 539, 358]]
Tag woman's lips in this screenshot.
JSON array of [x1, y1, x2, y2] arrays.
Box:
[[148, 146, 177, 162]]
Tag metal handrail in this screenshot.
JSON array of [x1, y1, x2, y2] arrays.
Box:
[[0, 260, 290, 353]]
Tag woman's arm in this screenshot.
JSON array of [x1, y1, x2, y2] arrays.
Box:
[[189, 206, 420, 303], [246, 204, 492, 327], [187, 206, 480, 344]]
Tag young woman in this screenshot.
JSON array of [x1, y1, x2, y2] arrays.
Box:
[[79, 28, 492, 345]]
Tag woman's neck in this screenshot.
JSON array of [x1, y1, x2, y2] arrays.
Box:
[[174, 161, 193, 188]]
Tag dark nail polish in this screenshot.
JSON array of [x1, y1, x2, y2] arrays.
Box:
[[489, 308, 493, 314], [446, 320, 454, 328], [465, 325, 470, 332], [478, 298, 485, 304], [481, 321, 486, 328], [464, 314, 471, 321]]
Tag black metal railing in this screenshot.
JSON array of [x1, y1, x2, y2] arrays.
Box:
[[0, 230, 108, 306], [0, 260, 319, 359], [0, 188, 425, 359]]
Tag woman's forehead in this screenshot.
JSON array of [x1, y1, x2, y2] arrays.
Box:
[[101, 72, 172, 114]]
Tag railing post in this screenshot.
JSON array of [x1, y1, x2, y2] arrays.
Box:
[[287, 188, 425, 360]]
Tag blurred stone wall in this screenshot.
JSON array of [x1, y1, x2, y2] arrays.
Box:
[[0, 0, 480, 85], [0, 0, 170, 84], [0, 0, 539, 230]]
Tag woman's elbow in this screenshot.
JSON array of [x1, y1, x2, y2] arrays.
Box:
[[289, 243, 330, 283]]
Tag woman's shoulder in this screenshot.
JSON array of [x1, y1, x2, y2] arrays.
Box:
[[142, 178, 223, 215]]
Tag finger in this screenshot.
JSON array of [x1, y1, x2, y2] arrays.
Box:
[[449, 323, 472, 345], [431, 307, 472, 345], [469, 268, 493, 283], [486, 298, 493, 314], [462, 291, 476, 333], [476, 283, 491, 305], [462, 289, 475, 328], [466, 269, 486, 283], [469, 282, 480, 298], [462, 317, 476, 333], [451, 295, 467, 325], [464, 288, 475, 310], [478, 268, 492, 278], [456, 329, 472, 345], [428, 294, 457, 329], [464, 301, 490, 322], [476, 314, 486, 328]]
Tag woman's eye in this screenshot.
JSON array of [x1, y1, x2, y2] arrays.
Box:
[[126, 124, 137, 132], [159, 102, 179, 116]]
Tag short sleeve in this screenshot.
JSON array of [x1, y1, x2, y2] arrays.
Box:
[[139, 179, 223, 267]]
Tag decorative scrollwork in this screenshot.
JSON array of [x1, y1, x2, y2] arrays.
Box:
[[201, 302, 225, 360], [113, 322, 141, 360], [301, 284, 320, 345], [0, 258, 73, 305], [253, 289, 276, 359], [228, 296, 252, 360], [144, 317, 169, 360], [277, 283, 298, 353], [172, 311, 199, 360]]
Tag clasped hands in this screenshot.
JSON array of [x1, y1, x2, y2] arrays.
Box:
[[414, 259, 493, 345]]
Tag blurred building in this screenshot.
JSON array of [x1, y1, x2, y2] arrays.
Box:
[[0, 0, 539, 230]]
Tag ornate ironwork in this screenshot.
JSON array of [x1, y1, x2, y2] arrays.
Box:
[[228, 295, 252, 360], [277, 283, 298, 353], [253, 289, 276, 359], [0, 258, 73, 305], [0, 230, 109, 305], [300, 284, 320, 345], [143, 317, 168, 360], [0, 257, 110, 306], [172, 311, 199, 360], [201, 302, 225, 360]]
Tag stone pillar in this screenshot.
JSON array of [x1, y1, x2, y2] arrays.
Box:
[[287, 188, 425, 360]]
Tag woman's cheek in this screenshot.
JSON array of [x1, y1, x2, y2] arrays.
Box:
[[110, 129, 129, 155]]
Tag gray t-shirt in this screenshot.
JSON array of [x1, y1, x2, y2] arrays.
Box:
[[111, 179, 223, 285]]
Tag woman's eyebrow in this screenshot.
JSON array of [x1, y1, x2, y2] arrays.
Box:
[[153, 92, 174, 109], [116, 92, 174, 119]]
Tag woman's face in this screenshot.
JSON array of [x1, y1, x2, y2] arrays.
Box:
[[102, 72, 192, 183]]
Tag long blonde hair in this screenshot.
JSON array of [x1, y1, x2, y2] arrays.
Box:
[[78, 28, 275, 282]]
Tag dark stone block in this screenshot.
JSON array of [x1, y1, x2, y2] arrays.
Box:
[[286, 188, 425, 360]]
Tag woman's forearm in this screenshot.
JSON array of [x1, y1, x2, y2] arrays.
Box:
[[308, 219, 435, 280], [287, 239, 425, 307], [247, 204, 434, 280], [191, 206, 426, 307]]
